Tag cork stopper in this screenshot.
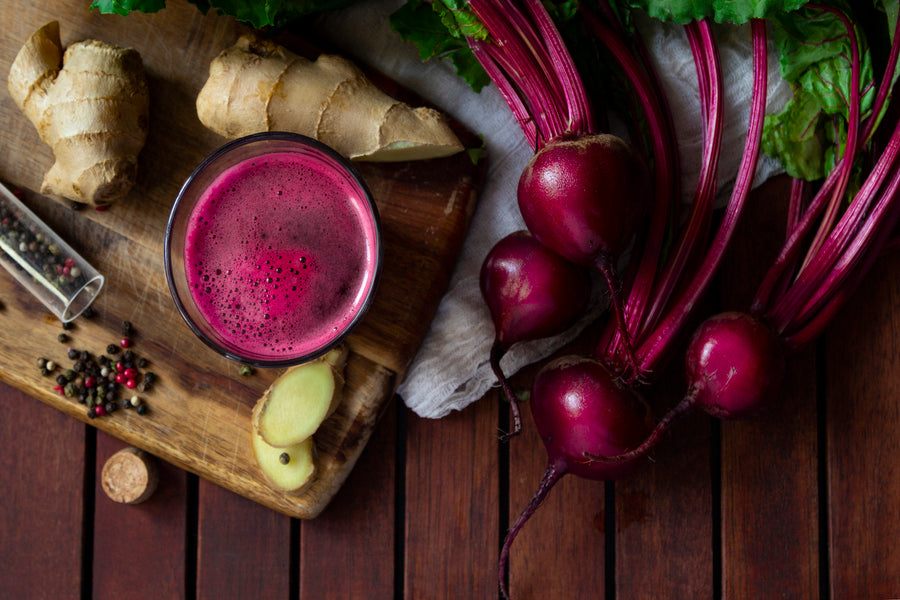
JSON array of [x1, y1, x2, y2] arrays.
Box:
[[101, 446, 159, 504]]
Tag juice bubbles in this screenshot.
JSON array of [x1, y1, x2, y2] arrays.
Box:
[[170, 135, 380, 366]]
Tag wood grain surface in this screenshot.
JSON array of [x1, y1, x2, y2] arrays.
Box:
[[0, 0, 484, 518]]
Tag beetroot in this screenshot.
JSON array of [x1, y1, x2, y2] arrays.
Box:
[[686, 312, 785, 419], [499, 356, 653, 599], [517, 133, 650, 267], [481, 231, 592, 437]]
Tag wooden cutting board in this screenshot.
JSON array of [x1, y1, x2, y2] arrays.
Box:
[[0, 0, 485, 517]]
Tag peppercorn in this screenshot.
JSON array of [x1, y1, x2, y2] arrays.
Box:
[[129, 395, 141, 407], [45, 361, 55, 371], [56, 374, 67, 386], [143, 372, 156, 385], [64, 383, 75, 397], [120, 338, 132, 349], [279, 453, 290, 465], [121, 398, 132, 410], [121, 320, 133, 335], [87, 407, 96, 419], [37, 357, 46, 369], [125, 379, 137, 389], [94, 404, 106, 417], [82, 306, 95, 319], [78, 394, 87, 405], [136, 404, 148, 416], [136, 382, 147, 393], [104, 402, 116, 414], [106, 343, 119, 355], [62, 321, 73, 331], [239, 365, 254, 377], [67, 348, 79, 360], [73, 361, 85, 373], [57, 333, 68, 343], [137, 357, 149, 368], [80, 350, 89, 362], [41, 367, 50, 377], [123, 350, 134, 363], [64, 369, 75, 381]]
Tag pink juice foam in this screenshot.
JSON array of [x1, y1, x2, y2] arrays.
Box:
[[184, 151, 378, 360]]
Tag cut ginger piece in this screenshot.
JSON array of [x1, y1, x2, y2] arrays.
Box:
[[196, 34, 464, 162], [251, 433, 316, 493], [251, 346, 348, 448]]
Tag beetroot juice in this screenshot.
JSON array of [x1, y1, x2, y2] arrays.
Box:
[[180, 147, 379, 364]]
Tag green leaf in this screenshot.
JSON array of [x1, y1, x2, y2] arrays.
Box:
[[90, 0, 167, 16], [390, 0, 491, 92], [92, 0, 357, 26], [618, 0, 810, 24], [762, 3, 876, 180]]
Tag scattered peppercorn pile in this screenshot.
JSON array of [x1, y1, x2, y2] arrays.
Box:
[[38, 317, 156, 420]]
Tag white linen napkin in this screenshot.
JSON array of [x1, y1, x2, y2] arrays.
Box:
[[318, 1, 793, 418]]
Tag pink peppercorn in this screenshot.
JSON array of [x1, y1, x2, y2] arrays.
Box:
[[125, 379, 137, 389], [115, 373, 126, 384], [120, 338, 132, 349], [53, 384, 64, 394], [115, 361, 124, 373], [123, 368, 137, 379], [65, 257, 75, 267], [84, 376, 95, 388], [95, 404, 106, 416]]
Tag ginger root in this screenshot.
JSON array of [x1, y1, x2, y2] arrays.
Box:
[[196, 34, 464, 162], [251, 346, 348, 448], [7, 22, 149, 206]]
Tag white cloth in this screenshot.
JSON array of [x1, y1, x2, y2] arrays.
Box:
[[318, 2, 793, 418]]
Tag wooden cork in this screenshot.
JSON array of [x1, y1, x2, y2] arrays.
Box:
[[101, 447, 159, 504]]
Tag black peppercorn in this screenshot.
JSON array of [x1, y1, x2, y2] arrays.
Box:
[[73, 361, 85, 373], [87, 407, 96, 419], [122, 320, 133, 335], [137, 357, 148, 368], [123, 350, 134, 363], [104, 402, 116, 414], [41, 367, 50, 377], [67, 348, 79, 360], [57, 333, 68, 343], [62, 321, 73, 331], [136, 404, 148, 416], [80, 350, 89, 362], [279, 453, 290, 465], [37, 357, 46, 369], [78, 394, 87, 405], [56, 374, 67, 386], [106, 343, 119, 355], [144, 372, 156, 385], [121, 398, 131, 410]]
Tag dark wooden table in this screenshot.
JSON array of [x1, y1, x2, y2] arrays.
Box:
[[1, 175, 898, 599]]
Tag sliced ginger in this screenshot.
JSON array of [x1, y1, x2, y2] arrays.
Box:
[[251, 346, 348, 448], [251, 433, 316, 493], [196, 34, 464, 162], [7, 22, 149, 206]]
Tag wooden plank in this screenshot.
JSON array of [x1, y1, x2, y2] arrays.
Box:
[[0, 0, 483, 519], [92, 432, 189, 599], [405, 392, 499, 599], [615, 366, 714, 599], [196, 480, 293, 599], [0, 380, 86, 599], [506, 387, 607, 598], [719, 176, 820, 598], [826, 251, 900, 598], [299, 400, 399, 600]]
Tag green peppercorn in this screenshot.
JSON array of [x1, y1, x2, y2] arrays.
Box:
[[64, 383, 75, 397], [239, 365, 254, 377], [64, 369, 75, 381], [40, 367, 50, 377]]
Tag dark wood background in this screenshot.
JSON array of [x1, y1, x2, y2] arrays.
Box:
[[2, 174, 899, 598], [1, 0, 898, 596]]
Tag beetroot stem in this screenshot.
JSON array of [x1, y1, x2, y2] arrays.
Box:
[[499, 462, 565, 600], [490, 341, 523, 440], [637, 19, 768, 374], [586, 389, 699, 463]]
